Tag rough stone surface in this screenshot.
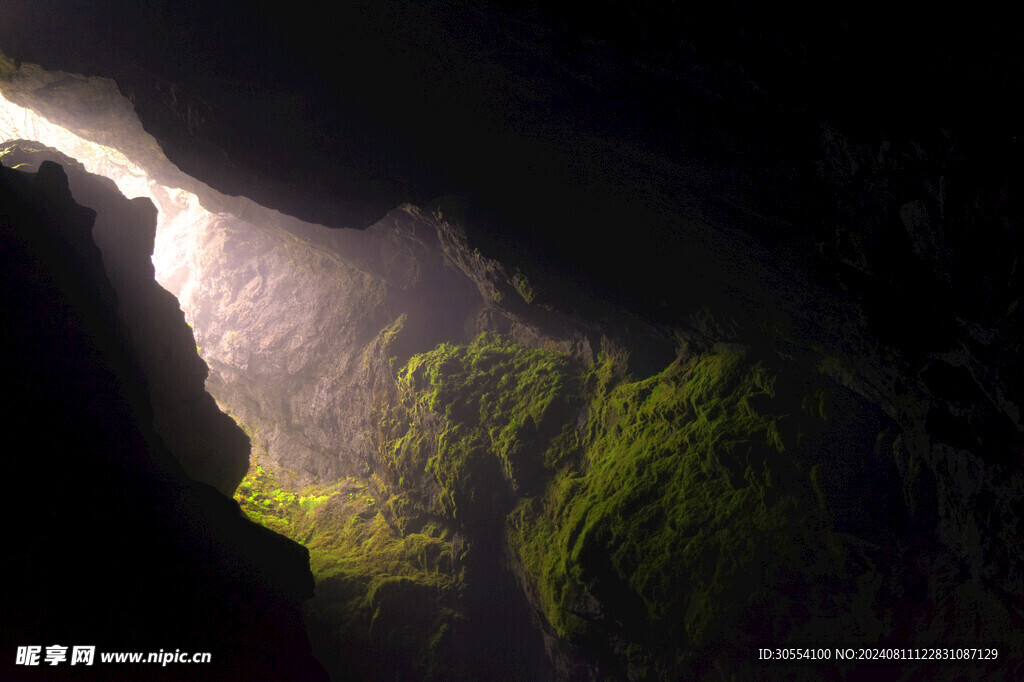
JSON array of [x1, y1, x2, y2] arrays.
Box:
[[0, 140, 250, 495], [186, 197, 660, 483], [0, 160, 325, 680]]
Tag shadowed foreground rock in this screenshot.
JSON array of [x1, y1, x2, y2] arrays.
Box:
[[0, 140, 250, 495], [0, 160, 326, 680]]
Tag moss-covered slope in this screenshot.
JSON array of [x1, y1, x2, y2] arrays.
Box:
[[509, 349, 848, 678], [235, 455, 462, 680], [380, 334, 581, 529], [234, 330, 1019, 680], [233, 333, 573, 679]]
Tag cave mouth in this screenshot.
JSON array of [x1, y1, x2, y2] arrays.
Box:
[[0, 84, 362, 508], [0, 86, 318, 484], [0, 89, 226, 310], [0, 83, 558, 681]]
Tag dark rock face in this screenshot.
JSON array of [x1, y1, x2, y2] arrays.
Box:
[[0, 160, 325, 679], [1, 5, 1019, 316], [0, 141, 250, 495]]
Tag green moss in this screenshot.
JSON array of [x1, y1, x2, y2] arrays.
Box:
[[234, 453, 463, 678], [302, 483, 462, 679], [511, 271, 536, 304], [379, 333, 579, 527], [237, 331, 859, 678], [234, 455, 338, 542], [508, 348, 845, 673]]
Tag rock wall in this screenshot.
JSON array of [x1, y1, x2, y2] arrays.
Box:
[[184, 195, 659, 482], [0, 140, 250, 495], [0, 63, 669, 489], [0, 159, 325, 679], [185, 205, 480, 481]]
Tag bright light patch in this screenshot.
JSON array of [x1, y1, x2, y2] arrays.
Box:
[[0, 90, 211, 310]]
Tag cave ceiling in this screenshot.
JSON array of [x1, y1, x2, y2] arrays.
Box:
[[1, 3, 1022, 319]]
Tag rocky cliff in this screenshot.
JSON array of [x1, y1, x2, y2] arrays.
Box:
[[0, 140, 250, 495], [0, 158, 325, 680]]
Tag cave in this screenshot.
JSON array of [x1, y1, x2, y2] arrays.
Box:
[[1, 5, 1022, 681]]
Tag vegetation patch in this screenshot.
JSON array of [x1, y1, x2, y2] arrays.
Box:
[[234, 455, 462, 679], [237, 332, 874, 679], [379, 333, 580, 529], [235, 456, 336, 539], [509, 348, 854, 676]]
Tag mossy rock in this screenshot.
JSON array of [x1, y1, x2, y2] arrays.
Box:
[[234, 456, 463, 679], [237, 333, 902, 679], [380, 333, 580, 529], [509, 347, 873, 677]]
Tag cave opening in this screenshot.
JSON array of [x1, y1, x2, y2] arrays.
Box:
[[3, 38, 1023, 681], [0, 79, 558, 680], [1, 89, 221, 311]]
